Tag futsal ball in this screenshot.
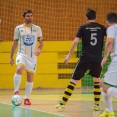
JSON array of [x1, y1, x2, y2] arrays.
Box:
[[11, 95, 22, 106]]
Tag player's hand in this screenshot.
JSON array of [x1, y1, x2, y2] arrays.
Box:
[[101, 57, 107, 68], [64, 54, 71, 65], [10, 58, 14, 66], [34, 49, 41, 56]]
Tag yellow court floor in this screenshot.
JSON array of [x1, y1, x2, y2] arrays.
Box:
[[0, 89, 117, 117]]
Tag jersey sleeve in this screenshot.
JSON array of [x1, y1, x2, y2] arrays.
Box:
[[37, 26, 43, 41], [107, 26, 115, 40], [14, 27, 19, 40], [76, 26, 83, 38]]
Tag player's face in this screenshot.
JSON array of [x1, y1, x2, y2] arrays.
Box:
[[24, 13, 33, 24]]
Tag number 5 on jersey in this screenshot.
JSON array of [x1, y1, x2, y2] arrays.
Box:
[[90, 33, 97, 46]]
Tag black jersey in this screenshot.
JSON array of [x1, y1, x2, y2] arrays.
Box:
[[76, 22, 106, 62]]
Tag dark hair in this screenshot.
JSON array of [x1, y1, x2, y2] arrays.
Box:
[[106, 12, 117, 23], [86, 8, 96, 20], [22, 10, 33, 17]]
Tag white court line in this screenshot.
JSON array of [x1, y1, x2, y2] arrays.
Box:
[[0, 102, 69, 117]]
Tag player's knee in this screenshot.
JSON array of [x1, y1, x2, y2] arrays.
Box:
[[93, 77, 100, 82], [103, 84, 110, 93], [16, 66, 24, 74], [99, 79, 104, 88], [27, 73, 34, 82], [71, 79, 79, 85], [103, 87, 107, 93]]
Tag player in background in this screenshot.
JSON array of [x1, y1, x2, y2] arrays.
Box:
[[99, 12, 117, 117], [55, 8, 106, 111], [10, 10, 43, 105]]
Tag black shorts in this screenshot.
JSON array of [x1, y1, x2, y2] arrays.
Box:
[[72, 59, 102, 80]]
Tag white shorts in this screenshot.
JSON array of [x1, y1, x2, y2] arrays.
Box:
[[16, 54, 37, 73], [104, 59, 117, 87]]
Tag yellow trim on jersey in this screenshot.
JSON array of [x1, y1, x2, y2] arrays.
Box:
[[107, 37, 114, 40], [38, 37, 43, 41], [14, 38, 18, 41], [16, 63, 25, 67], [25, 69, 35, 74]]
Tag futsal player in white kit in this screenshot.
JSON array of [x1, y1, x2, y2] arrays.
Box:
[[10, 10, 44, 105], [100, 12, 117, 117]]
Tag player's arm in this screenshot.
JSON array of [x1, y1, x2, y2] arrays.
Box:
[[38, 37, 44, 51], [64, 37, 80, 64], [69, 37, 79, 56], [34, 37, 44, 56], [101, 37, 113, 67], [10, 27, 19, 65], [101, 26, 115, 67], [34, 26, 44, 56], [10, 40, 18, 65], [104, 38, 113, 58], [64, 26, 82, 64]]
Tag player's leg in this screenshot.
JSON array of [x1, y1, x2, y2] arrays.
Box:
[[99, 84, 114, 117], [93, 77, 101, 111], [90, 62, 101, 111], [55, 79, 78, 111], [99, 61, 117, 117], [14, 55, 25, 95], [24, 56, 36, 105], [103, 60, 117, 98], [107, 87, 117, 98], [100, 80, 113, 117], [24, 72, 34, 105], [100, 85, 115, 117], [55, 60, 89, 111]]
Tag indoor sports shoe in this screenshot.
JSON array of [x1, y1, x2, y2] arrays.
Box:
[[55, 104, 65, 111], [14, 91, 19, 95], [93, 104, 100, 111], [108, 112, 115, 117], [99, 110, 115, 117], [24, 99, 31, 105], [99, 110, 109, 117]]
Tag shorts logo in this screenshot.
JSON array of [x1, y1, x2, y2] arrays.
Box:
[[33, 64, 36, 70], [17, 59, 20, 63], [23, 34, 35, 46]]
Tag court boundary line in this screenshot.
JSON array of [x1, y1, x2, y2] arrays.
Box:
[[0, 102, 69, 117]]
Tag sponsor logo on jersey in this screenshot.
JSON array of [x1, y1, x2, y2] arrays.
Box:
[[22, 34, 35, 46]]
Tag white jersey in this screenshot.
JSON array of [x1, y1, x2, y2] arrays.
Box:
[[14, 24, 42, 57], [107, 24, 117, 60]]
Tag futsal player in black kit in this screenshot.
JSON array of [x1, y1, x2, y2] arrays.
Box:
[[55, 8, 106, 111]]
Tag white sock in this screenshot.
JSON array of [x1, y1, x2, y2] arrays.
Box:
[[14, 73, 22, 92], [100, 88, 113, 112], [107, 87, 117, 98], [25, 82, 33, 99]]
